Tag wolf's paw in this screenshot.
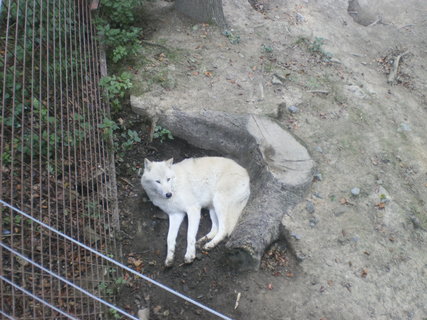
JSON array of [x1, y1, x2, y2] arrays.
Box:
[[164, 258, 174, 268], [196, 237, 207, 248], [202, 242, 215, 251], [184, 253, 195, 264]]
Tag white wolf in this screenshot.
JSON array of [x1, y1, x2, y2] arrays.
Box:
[[141, 156, 250, 267]]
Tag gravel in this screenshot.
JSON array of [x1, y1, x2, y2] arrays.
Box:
[[351, 187, 360, 196], [287, 105, 299, 113], [306, 201, 315, 214]]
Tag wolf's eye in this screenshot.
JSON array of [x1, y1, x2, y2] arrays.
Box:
[[156, 180, 160, 184], [167, 178, 171, 182]]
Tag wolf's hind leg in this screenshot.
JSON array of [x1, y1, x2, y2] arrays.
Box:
[[197, 208, 218, 245], [203, 200, 228, 251]]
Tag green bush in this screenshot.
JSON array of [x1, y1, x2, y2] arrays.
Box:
[[96, 0, 142, 63], [97, 0, 141, 28], [153, 125, 174, 143], [99, 72, 133, 111]]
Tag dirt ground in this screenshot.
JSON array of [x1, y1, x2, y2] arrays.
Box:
[[115, 122, 299, 319], [113, 0, 427, 319]]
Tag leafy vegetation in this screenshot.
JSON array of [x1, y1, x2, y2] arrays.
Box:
[[0, 0, 92, 169], [99, 72, 133, 111], [94, 0, 147, 157], [223, 30, 241, 44], [1, 3, 122, 317], [0, 97, 91, 174], [98, 117, 143, 163], [261, 44, 273, 53], [295, 36, 333, 61], [95, 0, 143, 63], [153, 125, 174, 143]]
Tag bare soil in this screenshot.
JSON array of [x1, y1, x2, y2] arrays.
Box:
[[114, 0, 427, 319]]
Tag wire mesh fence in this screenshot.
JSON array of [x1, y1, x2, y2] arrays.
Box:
[[0, 0, 120, 318]]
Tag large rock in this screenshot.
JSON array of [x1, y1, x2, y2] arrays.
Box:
[[131, 97, 315, 269]]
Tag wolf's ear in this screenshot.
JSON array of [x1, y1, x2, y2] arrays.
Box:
[[166, 158, 174, 167], [144, 158, 152, 171]]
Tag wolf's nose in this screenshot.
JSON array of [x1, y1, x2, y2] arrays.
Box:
[[165, 192, 172, 198]]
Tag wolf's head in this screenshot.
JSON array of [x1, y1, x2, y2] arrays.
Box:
[[141, 158, 175, 199]]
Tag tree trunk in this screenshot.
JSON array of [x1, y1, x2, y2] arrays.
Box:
[[175, 0, 227, 28]]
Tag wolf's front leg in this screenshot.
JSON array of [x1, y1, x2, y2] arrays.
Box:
[[184, 207, 201, 264], [165, 212, 185, 267]]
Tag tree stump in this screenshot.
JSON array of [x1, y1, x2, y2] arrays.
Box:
[[175, 0, 227, 28], [131, 98, 315, 270]]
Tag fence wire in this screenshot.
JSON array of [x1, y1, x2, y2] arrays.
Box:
[[1, 199, 236, 320], [0, 0, 120, 318]]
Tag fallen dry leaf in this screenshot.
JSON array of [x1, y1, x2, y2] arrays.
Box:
[[375, 202, 386, 209], [133, 259, 143, 267]]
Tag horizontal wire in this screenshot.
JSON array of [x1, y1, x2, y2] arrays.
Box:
[[0, 275, 78, 320], [0, 199, 235, 320], [0, 242, 139, 320]]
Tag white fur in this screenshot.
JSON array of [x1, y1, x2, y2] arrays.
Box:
[[141, 156, 250, 267]]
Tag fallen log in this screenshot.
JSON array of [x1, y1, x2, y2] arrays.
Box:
[[131, 101, 315, 270]]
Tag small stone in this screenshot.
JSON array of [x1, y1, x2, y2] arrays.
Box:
[[398, 123, 411, 132], [306, 201, 315, 214], [314, 146, 323, 153], [351, 187, 360, 196], [290, 232, 302, 240], [153, 305, 162, 315], [410, 215, 423, 230], [295, 12, 305, 23], [272, 75, 283, 85], [287, 105, 299, 113], [296, 252, 307, 261], [313, 192, 323, 199], [309, 217, 319, 228], [334, 209, 346, 217], [345, 85, 366, 99], [313, 173, 322, 181]]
